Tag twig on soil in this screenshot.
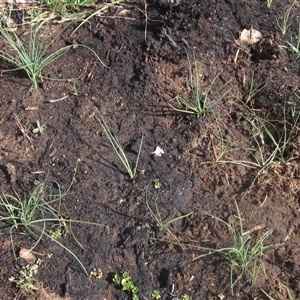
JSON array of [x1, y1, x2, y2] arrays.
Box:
[[143, 0, 148, 41], [12, 113, 32, 144], [162, 27, 179, 48], [284, 226, 294, 242], [31, 171, 46, 174], [46, 95, 69, 103], [25, 106, 39, 111]]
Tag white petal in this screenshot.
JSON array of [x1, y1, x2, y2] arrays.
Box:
[[151, 146, 165, 157]]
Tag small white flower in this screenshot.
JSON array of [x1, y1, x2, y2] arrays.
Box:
[[151, 146, 165, 157]]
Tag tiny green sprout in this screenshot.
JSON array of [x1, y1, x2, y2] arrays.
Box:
[[265, 0, 272, 9], [182, 295, 190, 300], [36, 258, 43, 266], [153, 180, 162, 189], [112, 273, 121, 285], [32, 120, 46, 135], [33, 180, 43, 186], [218, 293, 225, 300], [16, 264, 39, 294], [152, 290, 161, 299], [49, 227, 63, 240], [113, 271, 139, 300]]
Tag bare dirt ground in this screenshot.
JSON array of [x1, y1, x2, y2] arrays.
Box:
[[1, 0, 300, 299]]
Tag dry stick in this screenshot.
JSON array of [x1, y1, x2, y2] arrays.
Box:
[[47, 95, 69, 103], [12, 113, 32, 144], [135, 1, 164, 42], [143, 0, 148, 41]]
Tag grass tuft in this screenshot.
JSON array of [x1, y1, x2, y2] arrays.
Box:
[[0, 16, 73, 89], [244, 71, 266, 104], [193, 201, 280, 295], [169, 51, 232, 117], [145, 187, 193, 252], [213, 100, 300, 183], [275, 1, 295, 35], [286, 21, 300, 62], [0, 12, 106, 88], [41, 0, 96, 13], [0, 163, 107, 275]]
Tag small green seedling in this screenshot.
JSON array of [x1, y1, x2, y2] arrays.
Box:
[[265, 0, 272, 8], [49, 226, 64, 239], [0, 162, 107, 276], [153, 180, 162, 189], [0, 12, 106, 89], [15, 263, 41, 295], [71, 0, 126, 35], [145, 188, 193, 252], [113, 271, 139, 300], [182, 295, 190, 300], [152, 290, 161, 299], [214, 99, 300, 183], [0, 17, 74, 89], [32, 120, 46, 135]]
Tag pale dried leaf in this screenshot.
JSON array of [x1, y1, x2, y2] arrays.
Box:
[[240, 28, 262, 45], [117, 9, 130, 16], [19, 247, 36, 264]]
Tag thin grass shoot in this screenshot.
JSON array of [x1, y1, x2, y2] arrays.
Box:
[[286, 21, 300, 62], [244, 71, 266, 104], [275, 1, 295, 35], [96, 110, 144, 179]]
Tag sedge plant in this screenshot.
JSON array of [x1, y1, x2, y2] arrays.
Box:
[[169, 51, 232, 117], [193, 201, 278, 295], [71, 0, 126, 35], [214, 100, 300, 183], [145, 187, 193, 251], [286, 21, 300, 62], [0, 16, 73, 89], [261, 282, 296, 300], [0, 13, 105, 89], [96, 111, 144, 180], [0, 165, 106, 275], [275, 1, 295, 35], [41, 0, 96, 13], [244, 71, 266, 104]]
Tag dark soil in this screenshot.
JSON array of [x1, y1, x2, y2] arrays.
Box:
[[1, 0, 300, 299]]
